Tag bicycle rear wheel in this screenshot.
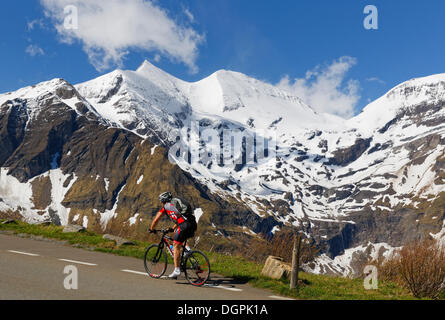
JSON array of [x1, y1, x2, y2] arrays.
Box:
[[184, 250, 211, 286], [144, 244, 167, 278]]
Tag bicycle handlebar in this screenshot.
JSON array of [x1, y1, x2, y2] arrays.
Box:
[[148, 228, 174, 234]]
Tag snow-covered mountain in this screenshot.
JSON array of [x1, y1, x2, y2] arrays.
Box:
[[1, 61, 444, 276], [75, 61, 344, 141]]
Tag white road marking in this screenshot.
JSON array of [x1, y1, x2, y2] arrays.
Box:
[[205, 284, 243, 292], [269, 295, 295, 300], [58, 259, 97, 266], [121, 269, 148, 276], [8, 250, 40, 257]]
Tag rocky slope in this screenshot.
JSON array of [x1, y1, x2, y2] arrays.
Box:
[[0, 62, 444, 275]]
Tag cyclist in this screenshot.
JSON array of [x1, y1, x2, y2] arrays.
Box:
[[149, 192, 197, 278]]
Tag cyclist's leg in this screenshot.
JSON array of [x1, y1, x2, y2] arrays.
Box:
[[170, 223, 188, 277], [168, 241, 182, 278], [173, 241, 182, 268]]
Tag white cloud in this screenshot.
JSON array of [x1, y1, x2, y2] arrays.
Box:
[[366, 77, 385, 85], [26, 44, 45, 56], [40, 0, 204, 73], [277, 56, 360, 119]]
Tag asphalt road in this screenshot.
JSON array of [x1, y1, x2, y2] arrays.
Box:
[[0, 233, 292, 300]]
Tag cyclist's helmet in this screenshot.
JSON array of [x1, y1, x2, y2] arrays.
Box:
[[159, 191, 172, 203]]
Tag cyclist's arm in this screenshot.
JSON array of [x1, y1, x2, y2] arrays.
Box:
[[150, 209, 165, 231]]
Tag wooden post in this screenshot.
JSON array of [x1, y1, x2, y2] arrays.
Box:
[[290, 233, 302, 290]]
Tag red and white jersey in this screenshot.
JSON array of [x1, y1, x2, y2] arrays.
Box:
[[159, 202, 185, 225]]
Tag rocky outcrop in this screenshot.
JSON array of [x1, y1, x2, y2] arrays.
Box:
[[4, 99, 78, 182], [0, 99, 28, 166], [261, 256, 292, 279], [102, 234, 135, 246], [327, 138, 372, 166], [31, 176, 52, 210], [98, 74, 123, 104], [63, 224, 85, 233]]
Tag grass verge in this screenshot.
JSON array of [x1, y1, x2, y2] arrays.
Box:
[[0, 219, 419, 300]]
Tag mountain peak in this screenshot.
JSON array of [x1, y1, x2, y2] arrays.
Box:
[[134, 60, 184, 87], [136, 60, 159, 73], [348, 72, 445, 135], [212, 69, 242, 77], [136, 60, 171, 77]]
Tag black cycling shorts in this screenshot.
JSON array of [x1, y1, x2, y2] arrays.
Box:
[[173, 221, 196, 244]]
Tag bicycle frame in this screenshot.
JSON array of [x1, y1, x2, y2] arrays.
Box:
[[155, 230, 189, 268]]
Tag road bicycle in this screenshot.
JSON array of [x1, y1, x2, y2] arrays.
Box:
[[144, 228, 211, 286]]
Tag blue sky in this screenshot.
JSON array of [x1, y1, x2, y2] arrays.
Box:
[[1, 0, 445, 116]]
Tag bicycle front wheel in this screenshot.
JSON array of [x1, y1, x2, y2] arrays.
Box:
[[144, 244, 167, 278], [184, 250, 211, 286]]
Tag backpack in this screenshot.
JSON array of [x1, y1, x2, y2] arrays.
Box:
[[171, 197, 196, 225]]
